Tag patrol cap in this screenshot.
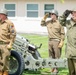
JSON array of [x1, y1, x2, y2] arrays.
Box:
[[49, 9, 58, 16], [0, 8, 8, 16]]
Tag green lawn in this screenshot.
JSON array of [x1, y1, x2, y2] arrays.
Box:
[[19, 33, 68, 75]]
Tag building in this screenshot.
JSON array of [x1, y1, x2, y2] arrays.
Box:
[[0, 0, 76, 34]]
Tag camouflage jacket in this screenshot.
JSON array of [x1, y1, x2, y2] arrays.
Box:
[[59, 15, 76, 58]]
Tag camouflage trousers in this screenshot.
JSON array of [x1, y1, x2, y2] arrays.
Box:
[[68, 58, 76, 75], [48, 39, 61, 58], [0, 44, 10, 71]]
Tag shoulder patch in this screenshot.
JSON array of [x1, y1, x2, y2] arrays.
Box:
[[10, 25, 14, 28]]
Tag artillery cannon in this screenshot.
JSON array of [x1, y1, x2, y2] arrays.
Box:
[[9, 34, 68, 75]]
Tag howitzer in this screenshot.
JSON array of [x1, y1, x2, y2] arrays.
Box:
[[9, 34, 68, 75]]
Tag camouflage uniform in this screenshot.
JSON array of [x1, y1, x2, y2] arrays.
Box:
[[0, 19, 16, 71], [41, 19, 65, 58], [59, 9, 76, 75]]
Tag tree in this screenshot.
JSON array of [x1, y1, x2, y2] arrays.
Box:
[[60, 0, 65, 3]]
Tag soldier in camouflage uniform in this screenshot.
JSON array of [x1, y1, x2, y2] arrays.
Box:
[[41, 9, 65, 73], [0, 9, 16, 75], [59, 9, 76, 75]]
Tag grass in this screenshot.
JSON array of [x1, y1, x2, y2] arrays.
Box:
[[19, 33, 68, 75]]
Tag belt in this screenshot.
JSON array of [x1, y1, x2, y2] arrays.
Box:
[[49, 38, 60, 41], [0, 41, 9, 44]]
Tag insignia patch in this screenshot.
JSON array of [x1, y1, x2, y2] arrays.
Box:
[[11, 30, 14, 33], [10, 25, 14, 28]]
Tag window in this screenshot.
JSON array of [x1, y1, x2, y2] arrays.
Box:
[[4, 4, 15, 17], [27, 4, 38, 17], [44, 4, 54, 15]]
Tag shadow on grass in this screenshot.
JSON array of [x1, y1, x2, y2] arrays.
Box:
[[22, 68, 69, 75], [22, 69, 51, 75], [23, 70, 41, 75], [25, 70, 41, 73]]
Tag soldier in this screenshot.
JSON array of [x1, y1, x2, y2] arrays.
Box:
[[60, 9, 76, 75], [0, 8, 16, 75], [41, 9, 65, 73]]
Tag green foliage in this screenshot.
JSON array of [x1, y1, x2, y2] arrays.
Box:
[[60, 0, 65, 3]]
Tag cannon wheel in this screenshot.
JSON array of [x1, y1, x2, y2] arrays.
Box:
[[9, 50, 25, 75]]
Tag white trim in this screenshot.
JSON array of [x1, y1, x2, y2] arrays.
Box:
[[25, 2, 40, 18], [44, 4, 54, 15], [3, 2, 17, 17]]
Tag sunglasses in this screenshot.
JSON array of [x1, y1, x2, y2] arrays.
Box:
[[49, 13, 55, 15], [72, 11, 76, 14]]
